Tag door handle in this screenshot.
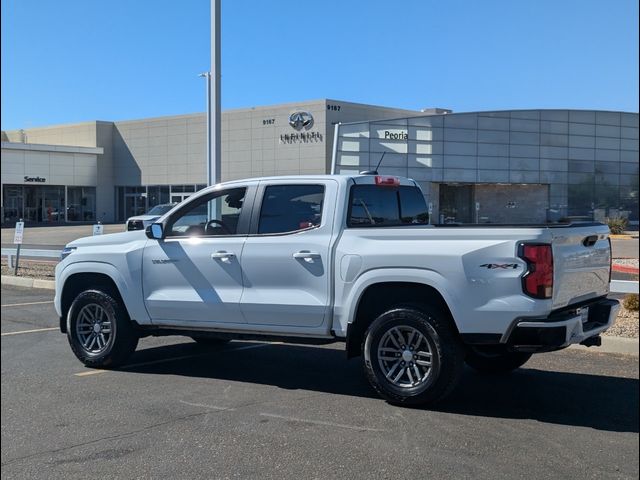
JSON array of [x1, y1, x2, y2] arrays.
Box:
[[293, 251, 321, 263], [211, 251, 235, 262]]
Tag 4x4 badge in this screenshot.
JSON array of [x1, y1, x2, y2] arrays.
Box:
[[480, 263, 519, 269]]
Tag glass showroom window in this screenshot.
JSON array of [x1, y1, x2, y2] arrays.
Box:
[[147, 186, 170, 209], [2, 185, 23, 224], [67, 187, 96, 222]]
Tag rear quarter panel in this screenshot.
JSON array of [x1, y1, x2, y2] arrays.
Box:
[[333, 227, 553, 337]]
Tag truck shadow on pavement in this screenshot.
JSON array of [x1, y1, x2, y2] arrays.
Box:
[[121, 340, 639, 434]]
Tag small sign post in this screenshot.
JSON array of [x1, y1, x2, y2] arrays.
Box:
[[475, 202, 480, 224], [428, 202, 433, 225], [13, 220, 24, 275], [92, 222, 104, 236]]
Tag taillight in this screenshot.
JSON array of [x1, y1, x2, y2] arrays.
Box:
[[374, 176, 400, 186], [519, 243, 553, 299]]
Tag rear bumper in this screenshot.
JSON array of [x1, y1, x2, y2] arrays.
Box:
[[502, 298, 620, 352]]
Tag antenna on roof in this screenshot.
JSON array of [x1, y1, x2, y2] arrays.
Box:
[[360, 152, 386, 175]]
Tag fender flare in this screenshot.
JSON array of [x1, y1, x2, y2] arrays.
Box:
[[338, 267, 461, 333], [57, 261, 151, 326]]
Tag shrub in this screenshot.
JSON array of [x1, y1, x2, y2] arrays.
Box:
[[607, 217, 628, 235], [623, 294, 639, 311]]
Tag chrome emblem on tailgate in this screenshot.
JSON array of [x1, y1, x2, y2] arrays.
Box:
[[479, 263, 519, 269]]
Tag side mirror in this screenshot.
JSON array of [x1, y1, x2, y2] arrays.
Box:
[[146, 223, 164, 240]]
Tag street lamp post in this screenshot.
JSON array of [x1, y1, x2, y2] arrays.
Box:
[[211, 0, 221, 186], [198, 71, 212, 187], [199, 0, 221, 188]]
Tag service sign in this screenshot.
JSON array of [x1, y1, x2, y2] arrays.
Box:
[[14, 221, 24, 244], [92, 224, 104, 236]]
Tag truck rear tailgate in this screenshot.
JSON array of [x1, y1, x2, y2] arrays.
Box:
[[551, 224, 611, 309]]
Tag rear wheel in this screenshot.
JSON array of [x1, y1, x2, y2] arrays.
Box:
[[362, 305, 464, 406], [465, 347, 532, 373], [67, 289, 138, 368]]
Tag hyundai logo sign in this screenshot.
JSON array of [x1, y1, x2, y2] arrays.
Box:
[[289, 111, 314, 131]]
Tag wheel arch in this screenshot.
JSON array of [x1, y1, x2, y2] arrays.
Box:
[[60, 269, 131, 333], [345, 281, 458, 359]]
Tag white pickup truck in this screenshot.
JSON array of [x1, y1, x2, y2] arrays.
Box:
[[55, 174, 618, 405]]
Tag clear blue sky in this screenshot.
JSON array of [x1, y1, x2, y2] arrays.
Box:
[[1, 0, 638, 130]]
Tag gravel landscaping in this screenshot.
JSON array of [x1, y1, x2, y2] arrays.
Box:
[[613, 258, 639, 268], [1, 259, 56, 279], [604, 304, 639, 338], [3, 259, 638, 339]]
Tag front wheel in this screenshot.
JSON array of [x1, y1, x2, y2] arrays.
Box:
[[67, 289, 138, 368], [362, 305, 464, 406], [465, 347, 532, 373]]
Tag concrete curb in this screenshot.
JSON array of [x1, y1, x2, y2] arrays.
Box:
[[570, 336, 638, 356], [1, 275, 55, 290]]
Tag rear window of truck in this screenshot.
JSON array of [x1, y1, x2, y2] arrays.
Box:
[[348, 185, 429, 227]]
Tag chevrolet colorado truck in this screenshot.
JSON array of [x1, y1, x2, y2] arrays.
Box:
[[55, 174, 618, 405]]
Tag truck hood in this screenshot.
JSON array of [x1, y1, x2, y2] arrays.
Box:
[[67, 230, 147, 248]]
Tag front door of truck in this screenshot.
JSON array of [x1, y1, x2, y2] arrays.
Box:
[[142, 185, 254, 325]]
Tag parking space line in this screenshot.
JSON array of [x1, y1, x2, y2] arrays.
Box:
[[1, 301, 54, 307], [74, 342, 275, 377], [259, 412, 386, 432], [75, 369, 109, 377], [1, 327, 58, 336], [179, 400, 236, 411]]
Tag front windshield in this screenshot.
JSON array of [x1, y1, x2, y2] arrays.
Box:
[[146, 204, 175, 216]]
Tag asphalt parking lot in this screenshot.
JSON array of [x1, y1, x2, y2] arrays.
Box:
[[1, 285, 638, 479]]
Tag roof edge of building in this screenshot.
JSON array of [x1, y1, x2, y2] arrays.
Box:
[[1, 141, 104, 155]]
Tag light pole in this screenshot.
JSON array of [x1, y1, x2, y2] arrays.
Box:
[[211, 0, 221, 186], [198, 71, 212, 187], [199, 0, 221, 188]]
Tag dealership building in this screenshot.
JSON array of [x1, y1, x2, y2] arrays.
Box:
[[1, 99, 638, 225]]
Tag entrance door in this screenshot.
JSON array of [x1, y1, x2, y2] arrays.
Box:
[[239, 181, 334, 328], [22, 186, 65, 223], [125, 194, 146, 218], [41, 186, 64, 222], [439, 184, 473, 223]]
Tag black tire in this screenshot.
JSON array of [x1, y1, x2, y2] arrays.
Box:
[[190, 336, 231, 346], [67, 289, 138, 368], [465, 347, 532, 373], [362, 305, 464, 406]]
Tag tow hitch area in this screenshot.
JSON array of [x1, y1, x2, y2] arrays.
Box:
[[580, 336, 602, 347]]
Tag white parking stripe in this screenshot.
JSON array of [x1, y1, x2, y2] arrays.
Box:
[[1, 301, 53, 307], [1, 327, 58, 336], [259, 413, 386, 432], [179, 400, 236, 411], [74, 342, 275, 377]]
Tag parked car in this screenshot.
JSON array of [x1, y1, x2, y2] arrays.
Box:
[[55, 174, 618, 406], [126, 203, 176, 231]]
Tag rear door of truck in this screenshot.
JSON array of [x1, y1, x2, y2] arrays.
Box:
[[238, 179, 339, 330]]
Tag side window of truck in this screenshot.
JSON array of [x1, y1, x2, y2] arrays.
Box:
[[348, 185, 429, 227], [258, 184, 324, 234], [166, 187, 246, 237]]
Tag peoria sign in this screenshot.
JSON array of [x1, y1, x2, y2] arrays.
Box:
[[383, 130, 408, 140]]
